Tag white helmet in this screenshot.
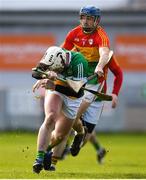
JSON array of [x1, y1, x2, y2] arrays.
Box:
[[40, 46, 67, 72]]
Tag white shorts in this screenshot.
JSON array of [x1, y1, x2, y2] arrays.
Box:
[[83, 83, 103, 103], [82, 100, 104, 125], [47, 90, 82, 120]]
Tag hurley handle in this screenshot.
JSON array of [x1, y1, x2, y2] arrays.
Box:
[[87, 74, 98, 81]]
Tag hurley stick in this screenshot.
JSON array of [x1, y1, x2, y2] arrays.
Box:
[[32, 67, 66, 83]]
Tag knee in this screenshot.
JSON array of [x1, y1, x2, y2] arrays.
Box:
[[52, 131, 65, 142], [55, 132, 65, 142]]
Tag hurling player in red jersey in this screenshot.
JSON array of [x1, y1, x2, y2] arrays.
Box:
[[60, 5, 123, 162], [44, 6, 123, 170]]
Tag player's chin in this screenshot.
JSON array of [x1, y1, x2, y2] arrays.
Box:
[[82, 27, 93, 33]]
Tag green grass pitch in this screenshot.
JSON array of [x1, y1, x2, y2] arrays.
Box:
[[0, 131, 146, 179]]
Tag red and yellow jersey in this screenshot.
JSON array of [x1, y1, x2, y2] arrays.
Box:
[[61, 25, 123, 96], [61, 25, 110, 62]]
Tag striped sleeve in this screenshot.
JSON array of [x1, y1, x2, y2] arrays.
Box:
[[98, 26, 110, 47], [108, 56, 123, 96]]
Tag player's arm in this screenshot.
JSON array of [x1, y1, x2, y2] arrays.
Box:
[[32, 63, 58, 85], [32, 63, 49, 80], [109, 56, 123, 96], [94, 27, 111, 76], [95, 47, 111, 76], [109, 56, 123, 108]]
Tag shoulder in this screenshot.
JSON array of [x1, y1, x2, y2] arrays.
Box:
[[69, 25, 81, 34], [96, 26, 108, 36], [97, 26, 106, 32], [66, 25, 81, 39], [94, 26, 110, 44]]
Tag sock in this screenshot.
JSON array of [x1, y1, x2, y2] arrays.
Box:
[[47, 145, 52, 152], [51, 156, 59, 166], [36, 151, 45, 160], [92, 142, 101, 151]]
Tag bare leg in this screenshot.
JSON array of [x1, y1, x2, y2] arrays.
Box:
[[37, 93, 62, 152], [89, 131, 101, 151], [33, 92, 63, 173], [52, 137, 68, 157], [50, 112, 74, 149], [89, 130, 107, 164], [47, 113, 74, 170], [73, 100, 91, 134]]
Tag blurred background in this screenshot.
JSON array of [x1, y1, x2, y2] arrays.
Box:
[[0, 0, 146, 132]]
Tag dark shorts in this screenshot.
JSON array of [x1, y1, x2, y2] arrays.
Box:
[[82, 120, 96, 133]]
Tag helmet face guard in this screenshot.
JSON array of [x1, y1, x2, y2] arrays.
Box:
[[79, 6, 101, 33], [40, 46, 67, 73]]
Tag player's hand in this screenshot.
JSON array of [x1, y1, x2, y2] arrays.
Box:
[[94, 66, 104, 77], [111, 93, 118, 108], [46, 71, 58, 80], [32, 79, 48, 93]]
